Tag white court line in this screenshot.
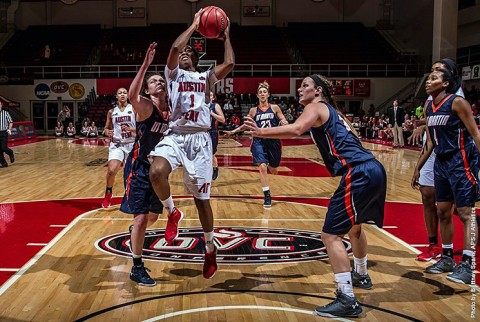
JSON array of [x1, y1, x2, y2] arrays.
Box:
[[0, 208, 98, 297], [382, 226, 398, 229], [0, 268, 19, 272], [49, 224, 68, 228], [142, 305, 352, 322], [410, 244, 430, 247], [80, 218, 325, 221], [26, 243, 48, 246]]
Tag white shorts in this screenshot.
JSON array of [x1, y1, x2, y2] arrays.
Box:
[[150, 132, 213, 199], [419, 151, 435, 187], [108, 142, 133, 162]]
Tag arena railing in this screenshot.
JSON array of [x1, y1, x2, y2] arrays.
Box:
[[3, 63, 427, 80]]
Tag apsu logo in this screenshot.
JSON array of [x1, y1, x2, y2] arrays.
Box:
[[96, 227, 352, 264]]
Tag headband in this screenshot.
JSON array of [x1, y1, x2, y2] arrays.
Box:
[[310, 74, 330, 97]]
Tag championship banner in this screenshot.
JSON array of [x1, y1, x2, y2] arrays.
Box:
[[8, 121, 37, 142], [472, 65, 480, 80]]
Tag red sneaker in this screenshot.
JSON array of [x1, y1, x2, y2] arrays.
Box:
[[417, 245, 441, 262], [203, 246, 218, 279], [101, 192, 112, 208], [164, 208, 183, 244]]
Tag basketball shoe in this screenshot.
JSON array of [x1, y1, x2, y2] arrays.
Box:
[[263, 194, 272, 208], [203, 246, 218, 279], [165, 208, 183, 244], [130, 263, 156, 286], [101, 192, 112, 208], [314, 290, 362, 318], [425, 255, 455, 274], [351, 270, 373, 289], [446, 261, 472, 284], [416, 245, 442, 262], [212, 167, 219, 180]]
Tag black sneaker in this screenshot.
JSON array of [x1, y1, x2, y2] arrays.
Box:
[[446, 261, 472, 284], [130, 263, 156, 286], [314, 290, 362, 318], [351, 270, 373, 289], [425, 255, 455, 274], [212, 167, 219, 180], [9, 154, 14, 163], [263, 194, 272, 208], [129, 224, 134, 234]]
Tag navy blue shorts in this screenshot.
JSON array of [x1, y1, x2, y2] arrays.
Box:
[[434, 145, 480, 207], [250, 138, 282, 168], [120, 156, 163, 215], [209, 129, 219, 155], [323, 159, 386, 235]]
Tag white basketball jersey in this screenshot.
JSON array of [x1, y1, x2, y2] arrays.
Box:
[[165, 66, 217, 132], [111, 104, 135, 144]]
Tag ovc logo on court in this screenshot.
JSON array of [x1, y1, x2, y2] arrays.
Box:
[[95, 227, 352, 264]]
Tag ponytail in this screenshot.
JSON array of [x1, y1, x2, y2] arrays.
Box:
[[309, 74, 359, 136]]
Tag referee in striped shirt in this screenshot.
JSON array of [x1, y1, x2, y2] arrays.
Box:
[[0, 101, 14, 167]]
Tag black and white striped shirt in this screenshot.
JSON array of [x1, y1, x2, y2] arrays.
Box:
[[0, 109, 13, 131]]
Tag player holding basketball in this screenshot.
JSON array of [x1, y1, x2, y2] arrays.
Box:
[[209, 91, 225, 180], [244, 74, 386, 318], [225, 81, 288, 207], [149, 9, 234, 279], [412, 66, 479, 285], [120, 42, 170, 286]]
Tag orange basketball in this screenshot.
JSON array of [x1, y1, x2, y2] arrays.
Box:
[[197, 6, 228, 39]]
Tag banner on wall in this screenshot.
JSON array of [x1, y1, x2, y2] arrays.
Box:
[[33, 80, 93, 100], [472, 65, 480, 80], [462, 66, 472, 80], [295, 78, 370, 97], [8, 121, 37, 142]]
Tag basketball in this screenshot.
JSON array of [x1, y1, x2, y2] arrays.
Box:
[[197, 6, 228, 39]]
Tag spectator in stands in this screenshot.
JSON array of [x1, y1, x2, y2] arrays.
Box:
[[368, 103, 375, 117], [88, 121, 98, 138], [80, 121, 90, 137], [223, 98, 234, 111], [57, 105, 71, 127], [54, 121, 64, 137], [230, 113, 241, 130], [285, 109, 294, 123], [415, 104, 424, 119], [402, 114, 415, 144], [65, 122, 76, 138], [43, 45, 50, 60]]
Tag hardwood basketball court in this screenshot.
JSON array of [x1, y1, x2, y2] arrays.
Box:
[[0, 136, 477, 321]]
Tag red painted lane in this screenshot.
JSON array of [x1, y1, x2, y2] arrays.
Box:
[[1, 197, 478, 286]]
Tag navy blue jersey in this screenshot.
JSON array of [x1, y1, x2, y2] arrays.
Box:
[[210, 102, 218, 130], [130, 105, 169, 164], [310, 102, 375, 176], [426, 94, 474, 157], [254, 105, 280, 129]]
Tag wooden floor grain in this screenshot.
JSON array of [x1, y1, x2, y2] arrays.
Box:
[[0, 136, 476, 321]]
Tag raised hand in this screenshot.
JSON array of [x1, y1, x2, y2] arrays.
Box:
[[144, 42, 157, 66]]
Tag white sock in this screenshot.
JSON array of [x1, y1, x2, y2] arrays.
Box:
[[161, 196, 175, 214], [262, 186, 270, 192], [353, 255, 368, 275], [442, 243, 453, 249], [335, 272, 354, 298], [463, 250, 474, 258], [204, 231, 215, 253], [132, 253, 142, 258]]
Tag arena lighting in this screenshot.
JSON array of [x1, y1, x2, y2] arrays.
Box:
[[311, 0, 326, 2]]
